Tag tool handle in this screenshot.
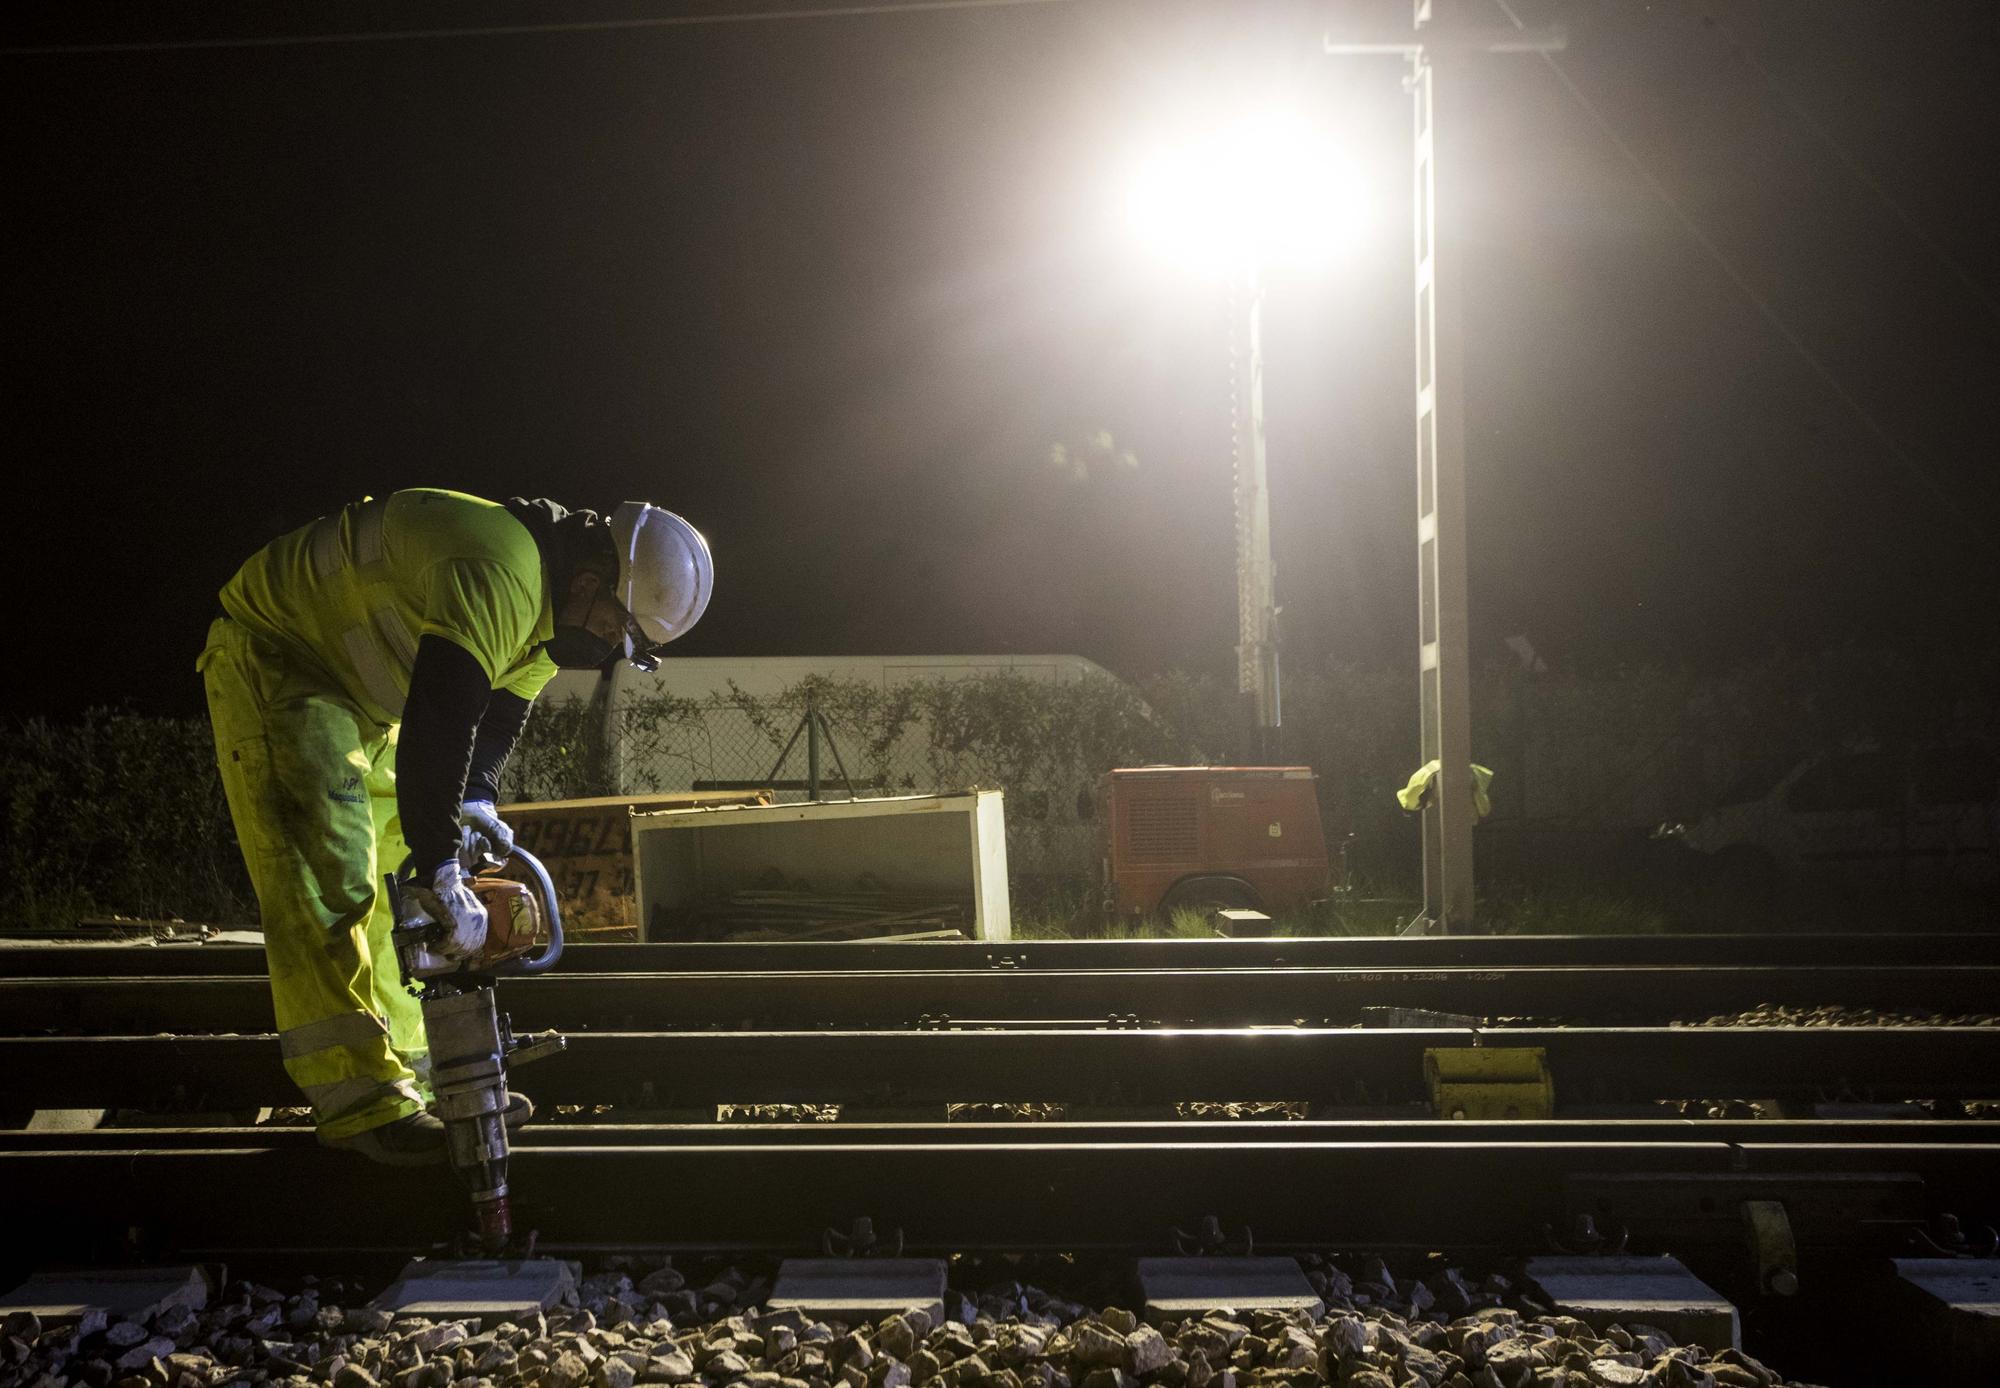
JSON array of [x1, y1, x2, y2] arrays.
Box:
[[493, 844, 564, 975]]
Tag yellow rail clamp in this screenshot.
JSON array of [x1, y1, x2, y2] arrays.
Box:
[[1424, 1046, 1553, 1120], [1742, 1199, 1801, 1297]]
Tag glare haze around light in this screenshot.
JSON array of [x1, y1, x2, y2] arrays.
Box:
[[1121, 110, 1370, 275]]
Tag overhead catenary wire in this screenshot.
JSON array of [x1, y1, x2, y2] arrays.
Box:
[[0, 0, 1077, 57], [1701, 5, 2000, 322], [1487, 0, 1994, 548]]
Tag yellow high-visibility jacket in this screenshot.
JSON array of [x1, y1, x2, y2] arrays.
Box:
[[221, 489, 559, 723]]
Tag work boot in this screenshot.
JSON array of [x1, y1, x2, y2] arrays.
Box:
[[319, 1111, 449, 1167]]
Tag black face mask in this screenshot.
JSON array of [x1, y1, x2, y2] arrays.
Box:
[[544, 626, 618, 671]]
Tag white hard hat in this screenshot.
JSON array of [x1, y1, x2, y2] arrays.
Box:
[[607, 502, 713, 652]]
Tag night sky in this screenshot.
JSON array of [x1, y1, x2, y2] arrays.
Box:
[[6, 0, 1997, 721]]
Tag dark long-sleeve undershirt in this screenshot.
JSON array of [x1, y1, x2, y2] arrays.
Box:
[[398, 636, 499, 872], [464, 689, 532, 805]]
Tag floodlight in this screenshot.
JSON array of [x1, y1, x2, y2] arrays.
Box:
[[1120, 108, 1368, 273]]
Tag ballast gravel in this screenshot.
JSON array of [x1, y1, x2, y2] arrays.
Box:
[[1472, 1003, 2000, 1034], [0, 1257, 1825, 1388], [1678, 1003, 2000, 1029]]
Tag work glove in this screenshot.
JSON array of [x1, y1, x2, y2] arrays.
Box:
[[458, 799, 515, 865], [418, 859, 490, 960]]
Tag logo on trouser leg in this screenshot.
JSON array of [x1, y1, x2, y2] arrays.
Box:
[[328, 773, 365, 805]]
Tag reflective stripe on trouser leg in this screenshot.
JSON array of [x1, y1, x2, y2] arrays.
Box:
[[367, 721, 431, 1102], [282, 1013, 426, 1125], [199, 618, 425, 1140]]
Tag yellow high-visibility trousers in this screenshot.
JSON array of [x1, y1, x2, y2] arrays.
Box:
[[198, 617, 430, 1139]]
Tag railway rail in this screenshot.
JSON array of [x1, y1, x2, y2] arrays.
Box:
[[8, 963, 1998, 1032], [7, 1116, 1997, 1150], [6, 1025, 1999, 1110], [8, 931, 2000, 1031], [6, 928, 1997, 1291], [7, 929, 1999, 975], [7, 1129, 1997, 1257]]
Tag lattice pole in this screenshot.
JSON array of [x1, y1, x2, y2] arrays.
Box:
[[1326, 2, 1564, 933], [1231, 262, 1281, 759]]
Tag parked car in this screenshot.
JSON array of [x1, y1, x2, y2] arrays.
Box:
[[1656, 743, 2000, 906]]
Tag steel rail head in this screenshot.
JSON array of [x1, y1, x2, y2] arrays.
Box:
[[10, 930, 2000, 976], [5, 1137, 1995, 1260], [6, 1026, 1999, 1110], [7, 962, 2000, 1035], [7, 1117, 2000, 1152]]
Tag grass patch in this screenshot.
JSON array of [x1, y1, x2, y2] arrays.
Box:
[[1009, 892, 1420, 940], [1007, 883, 1672, 939], [1480, 886, 1672, 935], [1010, 912, 1191, 940]]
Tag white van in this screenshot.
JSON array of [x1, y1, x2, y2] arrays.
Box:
[[1660, 743, 2000, 895]]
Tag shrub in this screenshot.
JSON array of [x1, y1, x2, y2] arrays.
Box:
[[0, 710, 253, 931]]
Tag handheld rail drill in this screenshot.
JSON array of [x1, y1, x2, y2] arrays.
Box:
[[391, 842, 566, 1253]]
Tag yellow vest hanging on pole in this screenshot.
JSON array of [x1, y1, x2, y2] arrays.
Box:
[[1396, 760, 1494, 821]]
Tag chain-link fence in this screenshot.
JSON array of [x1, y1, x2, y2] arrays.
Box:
[[504, 656, 2000, 901], [5, 652, 1993, 932], [504, 683, 1151, 884]]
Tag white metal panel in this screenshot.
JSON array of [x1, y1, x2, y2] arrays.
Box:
[[631, 792, 1012, 942], [969, 790, 1012, 942]]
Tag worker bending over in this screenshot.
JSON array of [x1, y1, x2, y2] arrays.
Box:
[[199, 490, 712, 1163]]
